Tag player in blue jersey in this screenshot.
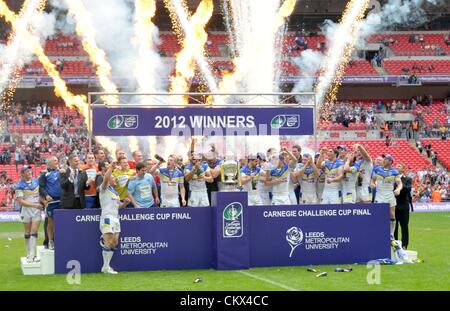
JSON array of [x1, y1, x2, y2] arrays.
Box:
[[16, 166, 44, 263], [292, 154, 320, 204], [240, 154, 263, 206], [184, 153, 213, 207], [265, 153, 291, 205], [371, 154, 403, 240], [342, 152, 360, 204], [39, 156, 63, 250], [99, 162, 131, 274], [353, 144, 373, 203], [317, 148, 344, 204], [150, 155, 186, 207]]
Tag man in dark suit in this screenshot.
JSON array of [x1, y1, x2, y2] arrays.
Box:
[[394, 163, 414, 250], [60, 153, 90, 209]]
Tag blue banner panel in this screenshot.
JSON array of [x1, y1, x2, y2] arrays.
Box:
[[249, 204, 390, 267], [92, 107, 314, 136], [212, 192, 250, 270], [54, 208, 213, 274]]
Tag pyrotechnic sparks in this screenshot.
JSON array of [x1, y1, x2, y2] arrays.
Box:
[[215, 0, 296, 104], [66, 0, 119, 105], [313, 0, 370, 119], [0, 0, 46, 100], [0, 1, 90, 128], [165, 0, 217, 104], [274, 0, 297, 29], [133, 0, 162, 97]]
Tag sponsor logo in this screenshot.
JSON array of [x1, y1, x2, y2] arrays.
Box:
[[270, 115, 300, 129], [223, 202, 243, 238], [286, 227, 351, 258], [107, 115, 139, 129], [286, 227, 303, 258]]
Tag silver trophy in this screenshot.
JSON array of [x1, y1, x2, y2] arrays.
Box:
[[220, 152, 239, 191], [222, 160, 239, 184]]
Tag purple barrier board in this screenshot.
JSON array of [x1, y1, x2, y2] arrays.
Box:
[[212, 192, 250, 270], [54, 208, 213, 274], [92, 107, 314, 137], [54, 196, 390, 274], [249, 204, 390, 267]]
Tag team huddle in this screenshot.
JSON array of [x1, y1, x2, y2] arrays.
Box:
[[15, 141, 404, 273]]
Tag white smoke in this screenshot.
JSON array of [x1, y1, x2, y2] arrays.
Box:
[[291, 0, 445, 98], [360, 0, 446, 38], [78, 0, 139, 89], [291, 49, 323, 93]]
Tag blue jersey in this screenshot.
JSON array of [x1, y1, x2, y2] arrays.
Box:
[[15, 178, 40, 205], [184, 162, 210, 191], [158, 167, 184, 198], [322, 159, 344, 191], [372, 166, 401, 192], [270, 163, 290, 194], [240, 165, 261, 192], [128, 173, 156, 208], [38, 169, 62, 202], [295, 163, 317, 193]]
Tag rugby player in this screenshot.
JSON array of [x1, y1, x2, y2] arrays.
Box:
[[150, 155, 186, 207], [99, 162, 131, 274], [16, 166, 43, 263], [317, 148, 344, 204], [292, 154, 320, 204], [38, 156, 63, 250], [184, 153, 213, 207], [240, 154, 262, 206], [371, 154, 403, 240]]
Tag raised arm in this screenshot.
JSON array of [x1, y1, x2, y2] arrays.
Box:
[[355, 143, 372, 163]]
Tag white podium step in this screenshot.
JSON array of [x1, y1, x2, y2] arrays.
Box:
[[20, 257, 41, 275], [20, 246, 55, 275]]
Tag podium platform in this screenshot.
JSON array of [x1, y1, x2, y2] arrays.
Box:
[[21, 246, 55, 275]]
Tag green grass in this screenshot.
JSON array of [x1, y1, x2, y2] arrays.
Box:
[[0, 212, 449, 291]]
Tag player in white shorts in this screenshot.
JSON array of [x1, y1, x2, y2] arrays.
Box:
[[265, 153, 291, 205], [99, 162, 131, 274], [314, 154, 325, 202], [184, 153, 213, 207], [151, 155, 186, 207], [15, 166, 44, 263], [354, 144, 374, 203], [240, 154, 263, 206], [292, 154, 320, 204], [281, 148, 301, 205], [317, 148, 344, 205], [371, 154, 402, 240], [256, 152, 273, 205], [342, 152, 359, 203]]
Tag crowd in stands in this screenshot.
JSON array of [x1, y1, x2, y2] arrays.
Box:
[[413, 166, 448, 202], [322, 95, 450, 138]]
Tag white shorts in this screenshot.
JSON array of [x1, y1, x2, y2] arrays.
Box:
[[20, 207, 41, 223], [248, 192, 263, 206], [375, 191, 397, 208], [357, 185, 371, 202], [342, 189, 357, 204], [258, 192, 271, 205], [271, 195, 291, 205], [317, 184, 325, 201], [300, 192, 318, 204], [188, 191, 209, 207], [321, 191, 341, 205], [161, 196, 180, 208], [100, 215, 121, 234]]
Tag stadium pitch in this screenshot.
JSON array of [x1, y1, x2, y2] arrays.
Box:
[[0, 212, 449, 291]]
